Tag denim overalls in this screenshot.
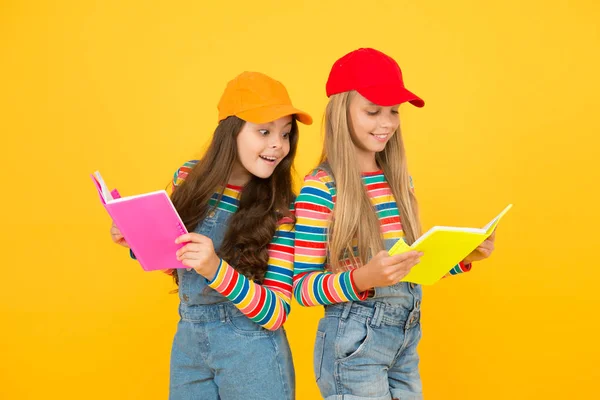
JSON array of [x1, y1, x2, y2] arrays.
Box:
[[170, 207, 295, 400], [314, 238, 424, 400]]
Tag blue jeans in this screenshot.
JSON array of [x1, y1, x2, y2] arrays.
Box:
[[314, 297, 423, 400], [170, 302, 295, 400]]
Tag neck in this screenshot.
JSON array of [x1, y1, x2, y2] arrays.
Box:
[[228, 161, 251, 187], [354, 148, 379, 172]]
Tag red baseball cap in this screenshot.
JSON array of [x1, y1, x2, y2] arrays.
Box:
[[326, 48, 424, 108]]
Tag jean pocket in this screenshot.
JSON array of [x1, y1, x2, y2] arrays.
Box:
[[226, 315, 273, 337], [313, 330, 326, 382], [336, 317, 372, 363]]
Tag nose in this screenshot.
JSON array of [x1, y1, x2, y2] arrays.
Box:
[[380, 114, 395, 130], [269, 134, 283, 149]]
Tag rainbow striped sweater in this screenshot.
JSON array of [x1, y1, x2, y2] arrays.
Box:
[[172, 161, 295, 330], [293, 168, 471, 307]]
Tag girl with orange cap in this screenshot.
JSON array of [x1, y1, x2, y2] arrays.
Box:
[[111, 71, 312, 400]]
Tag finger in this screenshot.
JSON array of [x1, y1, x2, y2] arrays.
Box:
[[407, 257, 421, 269], [176, 234, 207, 249], [388, 251, 422, 264], [390, 256, 421, 272], [175, 233, 209, 244], [391, 261, 419, 281], [376, 250, 389, 257], [176, 251, 202, 261], [176, 244, 203, 258], [175, 233, 194, 244], [177, 250, 203, 261], [478, 242, 495, 253], [488, 229, 496, 241], [475, 246, 492, 258], [181, 259, 196, 268]]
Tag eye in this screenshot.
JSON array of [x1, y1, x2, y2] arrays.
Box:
[[391, 109, 399, 115], [366, 110, 380, 116], [258, 129, 269, 136], [282, 132, 291, 139]]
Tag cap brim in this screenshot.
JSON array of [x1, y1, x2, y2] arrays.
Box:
[[358, 85, 425, 108], [236, 104, 313, 125]]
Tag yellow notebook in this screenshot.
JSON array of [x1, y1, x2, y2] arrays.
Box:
[[389, 204, 512, 285]]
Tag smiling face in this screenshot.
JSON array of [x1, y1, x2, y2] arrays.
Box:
[[229, 115, 294, 184], [348, 92, 401, 159]]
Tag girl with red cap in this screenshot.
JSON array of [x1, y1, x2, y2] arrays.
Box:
[[293, 48, 496, 400], [110, 71, 312, 400]]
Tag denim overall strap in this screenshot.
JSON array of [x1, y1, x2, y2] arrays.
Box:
[[177, 208, 234, 306]]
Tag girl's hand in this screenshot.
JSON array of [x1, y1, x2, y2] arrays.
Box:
[[353, 250, 422, 293], [175, 233, 221, 281], [110, 221, 129, 248], [463, 230, 496, 265]]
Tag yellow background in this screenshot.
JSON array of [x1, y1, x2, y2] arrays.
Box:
[[1, 0, 599, 398]]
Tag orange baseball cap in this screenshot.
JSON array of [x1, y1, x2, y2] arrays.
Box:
[[217, 71, 313, 125]]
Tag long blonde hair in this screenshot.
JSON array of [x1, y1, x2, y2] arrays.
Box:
[[322, 91, 421, 271]]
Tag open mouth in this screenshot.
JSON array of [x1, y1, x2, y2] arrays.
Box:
[[259, 155, 278, 164], [370, 133, 390, 142]]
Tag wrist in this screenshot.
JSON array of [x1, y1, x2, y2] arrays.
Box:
[[197, 255, 221, 282], [352, 266, 371, 293], [205, 255, 221, 281]]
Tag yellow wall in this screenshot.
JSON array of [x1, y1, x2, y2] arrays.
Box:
[[2, 1, 599, 398]]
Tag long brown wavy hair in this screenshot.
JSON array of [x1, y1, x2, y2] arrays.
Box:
[[170, 116, 298, 284]]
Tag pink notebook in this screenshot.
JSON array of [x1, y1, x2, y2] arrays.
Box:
[[91, 171, 189, 271]]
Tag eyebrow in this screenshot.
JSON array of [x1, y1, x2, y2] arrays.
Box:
[[262, 121, 293, 128], [366, 102, 399, 109]]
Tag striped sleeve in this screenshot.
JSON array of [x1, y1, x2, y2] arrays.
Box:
[[207, 215, 295, 331], [171, 160, 198, 191], [293, 173, 366, 307], [443, 261, 472, 278]]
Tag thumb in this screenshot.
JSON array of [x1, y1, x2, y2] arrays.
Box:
[[374, 250, 389, 260]]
